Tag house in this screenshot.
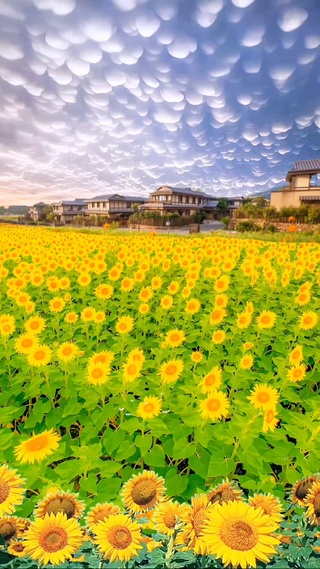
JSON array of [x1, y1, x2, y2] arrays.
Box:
[[52, 199, 87, 224], [140, 186, 218, 217], [270, 159, 320, 210], [28, 202, 47, 222], [86, 194, 146, 219]]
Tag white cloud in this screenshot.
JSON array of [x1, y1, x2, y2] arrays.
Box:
[[0, 41, 24, 60], [33, 0, 76, 16], [231, 0, 255, 7], [82, 18, 113, 43], [167, 36, 197, 59], [135, 15, 161, 37], [278, 7, 308, 32]]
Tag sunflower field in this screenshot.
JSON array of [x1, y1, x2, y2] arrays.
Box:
[[1, 226, 320, 568]]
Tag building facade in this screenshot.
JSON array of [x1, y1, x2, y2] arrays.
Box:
[[140, 186, 218, 217], [86, 194, 146, 219], [52, 200, 87, 224], [28, 202, 47, 221], [271, 159, 320, 210]]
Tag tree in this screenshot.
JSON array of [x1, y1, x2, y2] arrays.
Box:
[[217, 198, 229, 214]]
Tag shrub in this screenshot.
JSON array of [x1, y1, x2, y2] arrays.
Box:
[[236, 220, 259, 232]]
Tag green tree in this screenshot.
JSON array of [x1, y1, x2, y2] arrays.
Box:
[[217, 198, 229, 214]]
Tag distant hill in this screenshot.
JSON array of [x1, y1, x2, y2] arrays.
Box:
[[248, 187, 284, 199]]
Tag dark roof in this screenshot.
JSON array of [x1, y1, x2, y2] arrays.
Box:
[[293, 159, 320, 171], [153, 186, 212, 198], [60, 199, 87, 205], [89, 194, 145, 202], [33, 202, 46, 207]]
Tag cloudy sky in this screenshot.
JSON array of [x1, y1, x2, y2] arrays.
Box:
[[0, 0, 320, 205]]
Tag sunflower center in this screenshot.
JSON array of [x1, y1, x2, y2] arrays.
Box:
[[207, 399, 220, 411], [63, 347, 72, 356], [170, 334, 180, 342], [0, 481, 10, 504], [193, 508, 207, 537], [304, 316, 312, 325], [0, 521, 16, 540], [205, 374, 216, 386], [22, 339, 33, 348], [221, 520, 258, 551], [92, 368, 103, 379], [166, 365, 177, 376], [163, 512, 177, 529], [144, 403, 154, 413], [131, 480, 157, 506], [266, 409, 274, 423], [257, 392, 269, 403], [45, 497, 76, 518], [313, 494, 320, 516], [294, 369, 302, 378], [261, 315, 270, 324], [108, 526, 132, 549], [39, 527, 68, 552], [25, 434, 48, 452], [93, 507, 113, 523], [119, 323, 127, 331], [296, 479, 315, 500], [34, 350, 45, 361], [211, 310, 220, 320], [127, 364, 137, 375]]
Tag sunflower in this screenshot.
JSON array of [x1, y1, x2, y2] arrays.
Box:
[[23, 512, 83, 566], [121, 278, 134, 292], [139, 303, 149, 315], [65, 312, 78, 324], [249, 494, 283, 523], [165, 329, 186, 348], [24, 315, 46, 335], [15, 430, 61, 464], [168, 281, 179, 294], [207, 479, 243, 506], [240, 354, 254, 370], [49, 297, 66, 313], [151, 276, 162, 290], [262, 409, 279, 433], [0, 320, 15, 336], [122, 471, 165, 513], [87, 363, 110, 386], [289, 345, 303, 366], [212, 330, 226, 344], [81, 307, 96, 322], [160, 295, 173, 310], [95, 284, 114, 300], [56, 342, 78, 363], [292, 476, 320, 507], [86, 503, 121, 533], [27, 345, 52, 367], [0, 516, 29, 543], [0, 465, 25, 516], [299, 311, 318, 331], [214, 275, 230, 293], [256, 311, 277, 329], [14, 334, 38, 355], [153, 500, 186, 536], [295, 291, 311, 306], [89, 351, 114, 366], [287, 365, 306, 383], [93, 311, 106, 324], [191, 351, 203, 364], [185, 299, 201, 315], [210, 308, 226, 326], [7, 541, 27, 558], [159, 359, 184, 384], [123, 361, 141, 384], [177, 494, 212, 554], [305, 482, 320, 525], [137, 396, 162, 420], [128, 348, 145, 367], [248, 384, 279, 411], [139, 287, 153, 302], [243, 342, 254, 351], [116, 316, 134, 335], [94, 513, 142, 563], [202, 501, 280, 569], [237, 312, 252, 329], [34, 490, 85, 520], [200, 367, 222, 393], [200, 392, 229, 422]]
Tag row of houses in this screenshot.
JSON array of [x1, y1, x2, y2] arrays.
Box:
[[29, 187, 245, 224]]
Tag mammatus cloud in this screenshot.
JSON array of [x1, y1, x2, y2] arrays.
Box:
[[0, 0, 319, 205]]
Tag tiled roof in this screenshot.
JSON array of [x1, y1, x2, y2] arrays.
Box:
[[90, 194, 145, 201], [154, 186, 212, 198], [292, 159, 320, 171]]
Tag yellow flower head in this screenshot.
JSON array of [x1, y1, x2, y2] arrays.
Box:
[[200, 367, 222, 393], [137, 396, 162, 420], [0, 465, 25, 516], [15, 430, 61, 464], [159, 359, 184, 384], [165, 329, 186, 348], [256, 311, 277, 330], [116, 316, 134, 335], [248, 384, 279, 411], [200, 392, 229, 422]]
